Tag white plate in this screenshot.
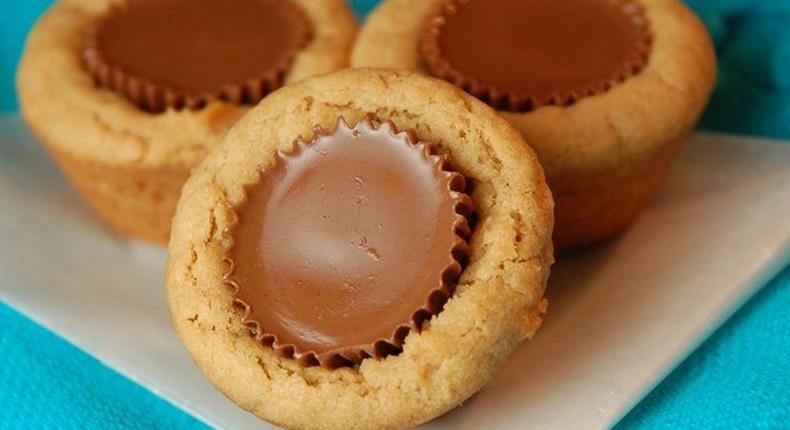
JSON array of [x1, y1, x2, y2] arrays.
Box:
[[1, 114, 788, 430]]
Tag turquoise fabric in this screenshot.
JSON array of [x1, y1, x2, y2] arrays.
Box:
[[615, 267, 790, 430], [1, 0, 788, 428], [686, 0, 790, 139], [0, 304, 208, 430], [0, 0, 52, 112]]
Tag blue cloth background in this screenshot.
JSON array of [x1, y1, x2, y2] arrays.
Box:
[[1, 0, 788, 428]]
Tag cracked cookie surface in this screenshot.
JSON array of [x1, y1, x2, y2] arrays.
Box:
[[17, 0, 357, 242], [165, 68, 553, 430], [352, 0, 716, 249]]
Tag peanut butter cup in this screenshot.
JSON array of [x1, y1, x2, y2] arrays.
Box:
[[421, 0, 652, 111], [223, 117, 473, 369], [84, 0, 312, 112]]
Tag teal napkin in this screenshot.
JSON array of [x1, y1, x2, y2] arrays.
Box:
[[0, 304, 207, 429], [682, 0, 790, 138], [615, 267, 790, 429]]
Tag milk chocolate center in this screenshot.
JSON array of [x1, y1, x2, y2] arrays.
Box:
[[226, 119, 469, 367], [87, 0, 311, 110], [423, 0, 651, 109]]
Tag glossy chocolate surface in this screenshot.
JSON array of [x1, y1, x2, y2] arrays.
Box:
[[422, 0, 651, 110], [86, 0, 311, 110], [225, 119, 471, 368]]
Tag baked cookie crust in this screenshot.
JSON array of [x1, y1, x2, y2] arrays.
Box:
[[165, 68, 553, 430], [351, 0, 716, 249], [16, 0, 357, 243]]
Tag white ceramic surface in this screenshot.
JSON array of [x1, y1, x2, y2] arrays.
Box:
[[1, 115, 788, 430]]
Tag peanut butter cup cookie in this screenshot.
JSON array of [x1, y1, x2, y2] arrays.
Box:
[[165, 68, 553, 429], [17, 0, 356, 243], [352, 0, 717, 249]]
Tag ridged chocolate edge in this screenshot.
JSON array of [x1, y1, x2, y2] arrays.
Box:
[[222, 116, 473, 370], [83, 0, 313, 113], [420, 0, 654, 111]]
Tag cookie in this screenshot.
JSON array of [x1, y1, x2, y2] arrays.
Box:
[[165, 68, 553, 429], [351, 0, 717, 249], [16, 0, 357, 243]]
